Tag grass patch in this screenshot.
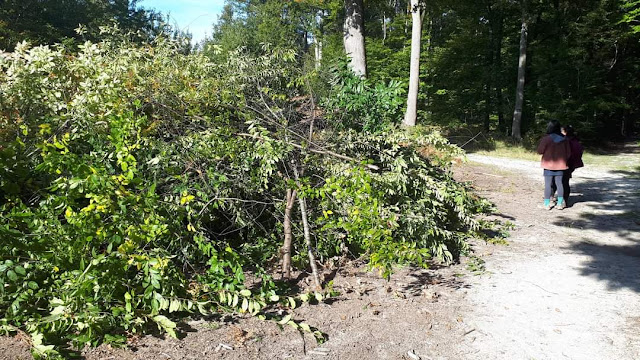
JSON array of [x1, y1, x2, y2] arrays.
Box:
[[472, 140, 540, 161], [470, 140, 640, 172], [466, 255, 486, 275]]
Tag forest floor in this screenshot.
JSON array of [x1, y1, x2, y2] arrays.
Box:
[[2, 148, 640, 360]]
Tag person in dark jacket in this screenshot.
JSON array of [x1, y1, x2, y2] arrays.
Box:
[[537, 120, 571, 210], [560, 125, 584, 204]]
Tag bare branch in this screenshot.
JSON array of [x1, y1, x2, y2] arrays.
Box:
[[236, 133, 379, 171]]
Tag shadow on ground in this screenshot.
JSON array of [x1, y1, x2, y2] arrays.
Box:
[[554, 172, 640, 293], [566, 240, 640, 293], [399, 267, 470, 296]]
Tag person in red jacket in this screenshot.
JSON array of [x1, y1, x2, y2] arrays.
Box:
[[537, 120, 571, 210], [560, 125, 584, 204]]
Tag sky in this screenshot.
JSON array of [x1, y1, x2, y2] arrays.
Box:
[[139, 0, 226, 44]]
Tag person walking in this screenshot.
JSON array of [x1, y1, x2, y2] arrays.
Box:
[[537, 120, 572, 210], [561, 125, 584, 205]]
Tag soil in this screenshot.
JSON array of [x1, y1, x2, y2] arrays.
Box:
[[2, 153, 639, 360]]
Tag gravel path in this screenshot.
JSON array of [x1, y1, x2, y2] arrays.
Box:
[[457, 154, 640, 360]]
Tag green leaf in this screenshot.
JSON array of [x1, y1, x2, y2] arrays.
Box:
[[239, 289, 251, 297], [14, 266, 25, 276], [153, 315, 177, 338], [278, 314, 292, 325], [6, 270, 17, 282], [169, 299, 181, 313]]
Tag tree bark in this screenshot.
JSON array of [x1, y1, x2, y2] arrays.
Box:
[[511, 4, 528, 140], [281, 188, 297, 279], [343, 0, 367, 77], [382, 12, 387, 44], [403, 0, 422, 127]]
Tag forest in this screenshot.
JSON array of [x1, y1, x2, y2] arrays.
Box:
[[1, 0, 639, 357]]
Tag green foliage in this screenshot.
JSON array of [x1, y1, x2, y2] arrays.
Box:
[[312, 128, 494, 277], [0, 0, 169, 51], [322, 60, 406, 132], [0, 30, 496, 355], [621, 0, 640, 33]]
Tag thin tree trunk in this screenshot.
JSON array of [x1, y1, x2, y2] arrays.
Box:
[[394, 0, 401, 14], [298, 196, 322, 291], [281, 188, 297, 279], [495, 9, 505, 134], [314, 41, 322, 69], [511, 5, 528, 140], [485, 4, 495, 132], [382, 12, 387, 44], [403, 0, 422, 127], [292, 167, 322, 291], [343, 0, 367, 77], [315, 11, 324, 69]]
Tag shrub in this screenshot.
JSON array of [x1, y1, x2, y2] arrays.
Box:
[[0, 31, 496, 356]]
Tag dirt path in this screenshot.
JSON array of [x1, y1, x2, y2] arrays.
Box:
[[456, 154, 640, 360]]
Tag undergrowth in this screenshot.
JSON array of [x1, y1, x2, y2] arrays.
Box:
[[0, 30, 503, 357]]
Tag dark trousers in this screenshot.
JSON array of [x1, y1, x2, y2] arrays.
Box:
[[551, 168, 574, 200]]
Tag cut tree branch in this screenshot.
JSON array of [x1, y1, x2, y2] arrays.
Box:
[[236, 133, 379, 171]]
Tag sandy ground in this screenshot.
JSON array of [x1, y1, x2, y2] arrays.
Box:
[[1, 153, 639, 360], [458, 154, 640, 360]]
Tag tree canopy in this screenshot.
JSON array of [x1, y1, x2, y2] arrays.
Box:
[[205, 0, 640, 142]]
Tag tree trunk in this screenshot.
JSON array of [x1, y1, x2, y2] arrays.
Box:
[[343, 0, 367, 77], [403, 0, 422, 127], [315, 11, 324, 69], [297, 195, 322, 291], [485, 2, 500, 132], [314, 40, 323, 69], [382, 12, 387, 44], [281, 188, 297, 279], [511, 5, 528, 140], [485, 5, 493, 133], [292, 167, 322, 291], [494, 9, 505, 134]]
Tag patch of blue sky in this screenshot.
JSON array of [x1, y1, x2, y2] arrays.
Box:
[[139, 0, 226, 44]]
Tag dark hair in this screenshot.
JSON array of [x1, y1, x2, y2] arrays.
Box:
[[546, 120, 561, 135], [562, 125, 576, 137]]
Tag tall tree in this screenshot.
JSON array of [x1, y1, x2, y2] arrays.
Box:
[[403, 0, 422, 126], [511, 0, 528, 140], [493, 3, 506, 134], [344, 0, 367, 76], [0, 0, 162, 50]]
